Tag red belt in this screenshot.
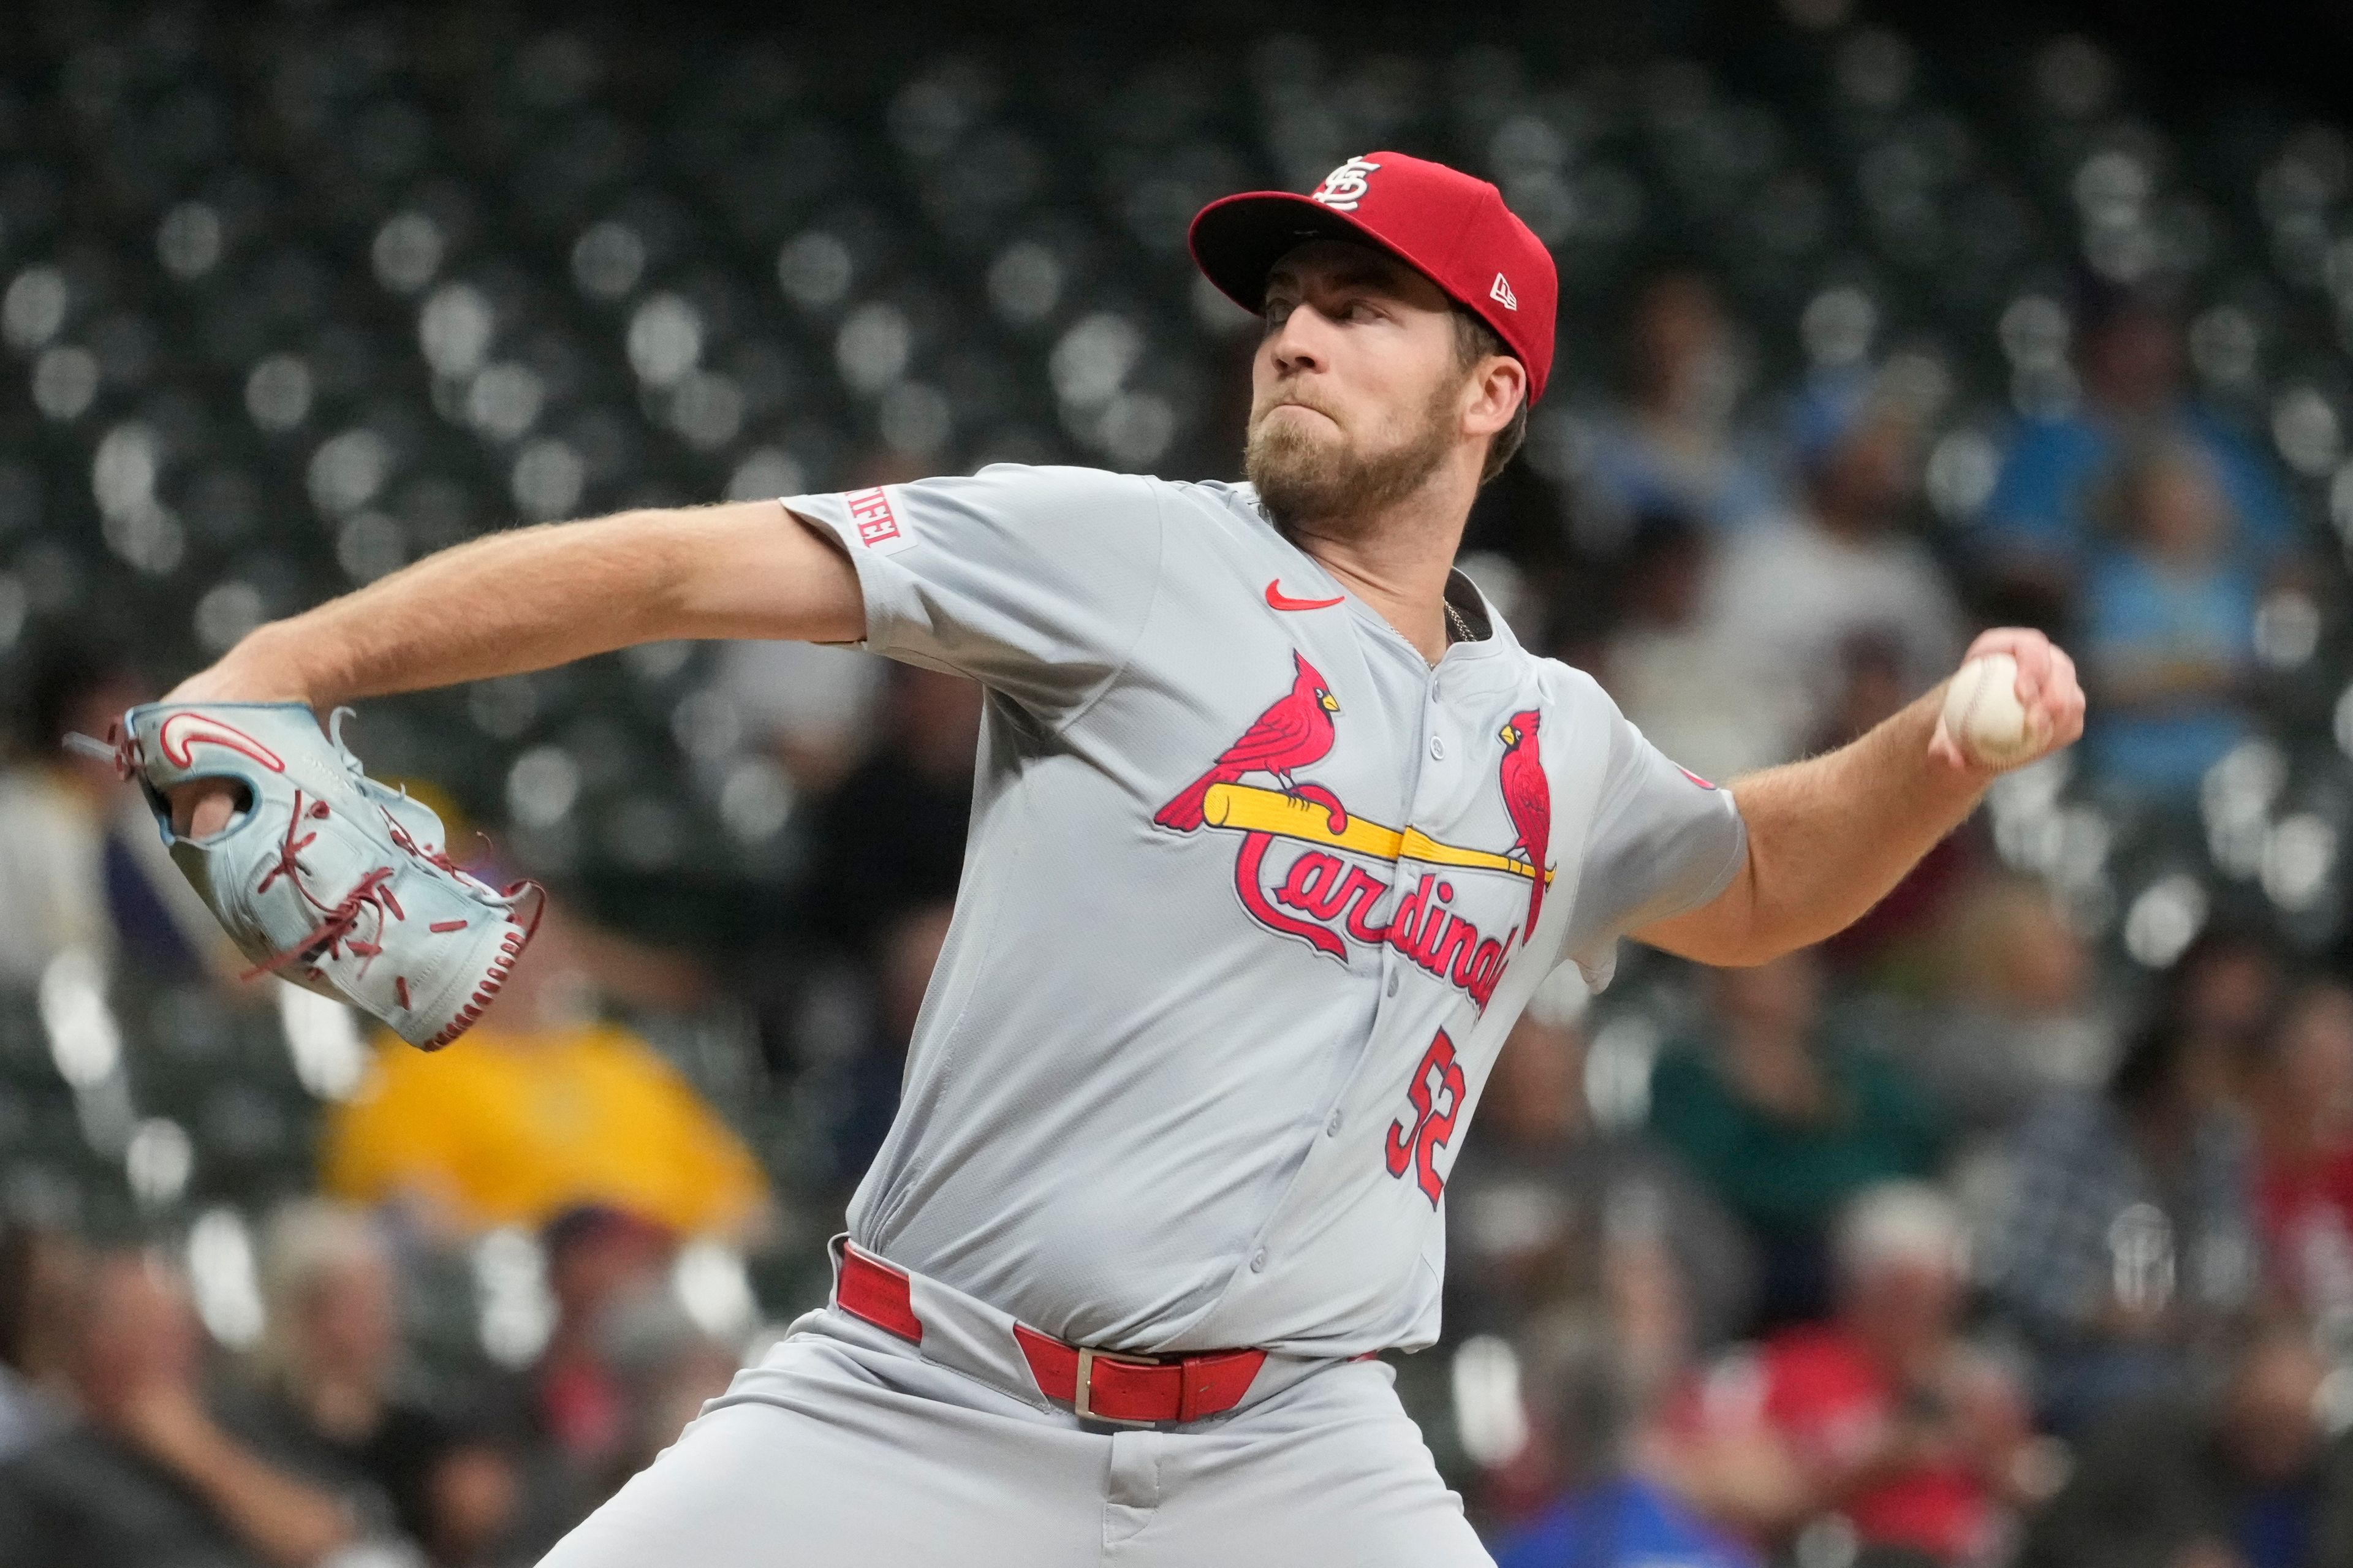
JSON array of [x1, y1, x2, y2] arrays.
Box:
[[835, 1242, 1267, 1425]]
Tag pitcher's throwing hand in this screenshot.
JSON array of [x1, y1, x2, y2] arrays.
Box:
[[1928, 627, 2088, 775]]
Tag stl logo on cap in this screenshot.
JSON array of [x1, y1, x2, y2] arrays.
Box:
[[1310, 156, 1382, 211]]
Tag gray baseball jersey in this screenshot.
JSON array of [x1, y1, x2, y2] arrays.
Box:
[[784, 464, 1744, 1358]]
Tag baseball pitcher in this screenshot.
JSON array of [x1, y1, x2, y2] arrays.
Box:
[[142, 152, 2085, 1566]]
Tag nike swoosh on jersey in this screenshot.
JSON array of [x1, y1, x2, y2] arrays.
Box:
[[1264, 580, 1346, 612]]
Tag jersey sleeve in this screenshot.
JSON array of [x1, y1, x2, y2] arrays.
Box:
[[782, 463, 1165, 724], [1559, 690, 1748, 988]]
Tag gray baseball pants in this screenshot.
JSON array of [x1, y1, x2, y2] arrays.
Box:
[[536, 1306, 1495, 1567]]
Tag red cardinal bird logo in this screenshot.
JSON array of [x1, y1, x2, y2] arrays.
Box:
[[1497, 708, 1551, 944], [1155, 651, 1342, 832]]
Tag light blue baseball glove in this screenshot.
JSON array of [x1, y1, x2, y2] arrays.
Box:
[[98, 702, 542, 1050]]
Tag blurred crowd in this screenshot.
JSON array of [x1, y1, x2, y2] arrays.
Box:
[[1, 6, 2352, 1568]]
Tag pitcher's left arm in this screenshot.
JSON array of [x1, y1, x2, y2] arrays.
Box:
[[1637, 627, 2085, 968]]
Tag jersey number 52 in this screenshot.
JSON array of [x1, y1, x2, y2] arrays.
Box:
[[1385, 1030, 1464, 1208]]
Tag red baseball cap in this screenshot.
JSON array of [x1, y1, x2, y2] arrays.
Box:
[[1189, 151, 1558, 403]]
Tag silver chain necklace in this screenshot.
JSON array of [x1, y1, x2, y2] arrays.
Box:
[[1444, 598, 1475, 645]]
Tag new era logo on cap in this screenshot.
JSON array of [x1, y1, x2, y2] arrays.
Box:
[[1186, 150, 1559, 402]]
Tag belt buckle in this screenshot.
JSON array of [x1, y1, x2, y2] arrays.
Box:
[[1072, 1344, 1165, 1426]]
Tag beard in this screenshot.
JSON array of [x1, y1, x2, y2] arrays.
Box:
[[1244, 381, 1458, 535]]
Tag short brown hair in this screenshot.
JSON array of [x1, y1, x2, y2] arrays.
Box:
[[1453, 309, 1529, 486]]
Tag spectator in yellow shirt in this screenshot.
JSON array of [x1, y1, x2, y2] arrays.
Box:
[[320, 893, 769, 1241]]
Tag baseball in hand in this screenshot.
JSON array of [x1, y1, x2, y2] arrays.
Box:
[[1942, 653, 2042, 768]]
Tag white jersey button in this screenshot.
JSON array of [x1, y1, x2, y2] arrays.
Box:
[[1325, 1110, 1343, 1136], [1249, 1249, 1267, 1273], [1429, 735, 1445, 760]]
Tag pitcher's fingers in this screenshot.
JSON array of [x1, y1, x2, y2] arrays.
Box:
[[194, 791, 236, 838], [169, 779, 240, 839], [2007, 632, 2054, 705], [2046, 649, 2085, 737], [2049, 643, 2080, 698], [1968, 627, 2053, 704]]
